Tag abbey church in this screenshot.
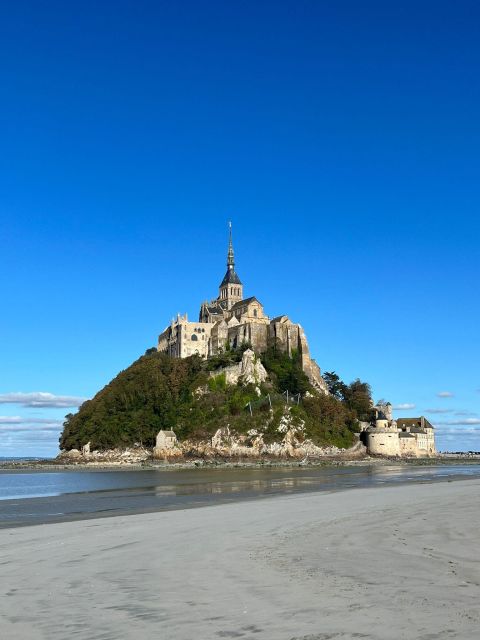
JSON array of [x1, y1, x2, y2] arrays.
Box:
[[157, 225, 328, 394]]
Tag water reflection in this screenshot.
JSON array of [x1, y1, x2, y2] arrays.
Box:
[[1, 463, 480, 527]]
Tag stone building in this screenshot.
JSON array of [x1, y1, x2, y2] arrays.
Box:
[[153, 430, 178, 458], [365, 403, 436, 457], [157, 224, 328, 393]]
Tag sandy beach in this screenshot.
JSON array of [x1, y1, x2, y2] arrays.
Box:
[[1, 479, 479, 640]]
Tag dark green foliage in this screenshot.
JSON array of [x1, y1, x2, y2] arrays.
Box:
[[208, 373, 227, 392], [302, 394, 357, 448], [322, 371, 373, 422], [322, 371, 346, 399], [262, 348, 310, 395], [205, 350, 242, 371], [341, 379, 373, 421], [59, 348, 371, 452], [60, 352, 204, 450]]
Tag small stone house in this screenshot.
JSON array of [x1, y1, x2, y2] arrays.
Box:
[[155, 430, 177, 450]]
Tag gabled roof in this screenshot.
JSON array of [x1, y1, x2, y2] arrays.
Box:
[[397, 417, 435, 430], [271, 315, 290, 323], [230, 297, 262, 312]]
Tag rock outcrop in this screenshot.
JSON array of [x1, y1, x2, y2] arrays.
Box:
[[219, 349, 268, 386], [58, 446, 150, 464]]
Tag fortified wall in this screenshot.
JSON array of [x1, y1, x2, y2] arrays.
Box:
[[364, 403, 436, 458]]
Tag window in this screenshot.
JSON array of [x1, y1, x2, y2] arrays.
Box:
[[254, 309, 258, 317], [191, 334, 198, 341]]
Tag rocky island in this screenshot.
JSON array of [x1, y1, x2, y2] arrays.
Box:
[[59, 226, 436, 464]]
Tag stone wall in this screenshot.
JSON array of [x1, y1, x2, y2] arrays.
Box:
[[399, 436, 418, 457], [366, 430, 401, 456], [158, 314, 212, 358]]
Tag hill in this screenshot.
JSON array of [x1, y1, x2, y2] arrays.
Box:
[[59, 348, 372, 453]]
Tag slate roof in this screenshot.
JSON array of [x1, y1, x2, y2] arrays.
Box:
[[220, 267, 242, 286], [397, 417, 435, 431]]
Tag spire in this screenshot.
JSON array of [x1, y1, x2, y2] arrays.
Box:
[[227, 221, 234, 269], [219, 221, 242, 289]]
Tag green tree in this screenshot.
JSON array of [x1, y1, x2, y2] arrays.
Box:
[[341, 378, 373, 421], [322, 371, 346, 400]]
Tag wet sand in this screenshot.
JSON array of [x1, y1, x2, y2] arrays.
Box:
[[1, 479, 479, 639]]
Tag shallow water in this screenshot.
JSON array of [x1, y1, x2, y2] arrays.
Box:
[[1, 463, 479, 527]]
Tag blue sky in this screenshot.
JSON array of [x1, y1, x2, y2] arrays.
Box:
[[1, 0, 479, 456]]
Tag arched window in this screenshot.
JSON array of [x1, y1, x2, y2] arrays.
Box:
[[191, 334, 198, 341], [254, 309, 258, 318]]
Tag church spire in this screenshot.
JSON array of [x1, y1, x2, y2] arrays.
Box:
[[227, 221, 234, 269], [218, 221, 243, 309]]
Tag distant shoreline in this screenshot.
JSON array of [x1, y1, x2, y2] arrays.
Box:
[[1, 454, 480, 473]]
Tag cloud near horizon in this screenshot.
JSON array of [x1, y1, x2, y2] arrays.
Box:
[[0, 416, 63, 433], [0, 392, 87, 408], [393, 403, 416, 410], [436, 391, 454, 398], [0, 416, 63, 457], [425, 408, 454, 414], [434, 418, 480, 426]]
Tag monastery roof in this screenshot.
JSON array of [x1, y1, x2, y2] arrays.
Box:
[[397, 417, 435, 430], [205, 305, 224, 315], [230, 297, 261, 311], [399, 432, 415, 439], [220, 267, 242, 286], [271, 315, 290, 323]]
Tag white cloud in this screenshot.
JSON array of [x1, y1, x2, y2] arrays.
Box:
[[434, 418, 480, 426], [393, 403, 416, 410], [0, 425, 61, 433], [436, 391, 454, 398], [0, 416, 63, 425], [0, 416, 63, 434], [0, 392, 87, 408], [425, 408, 454, 414]]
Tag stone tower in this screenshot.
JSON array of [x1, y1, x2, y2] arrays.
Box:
[[218, 223, 243, 310]]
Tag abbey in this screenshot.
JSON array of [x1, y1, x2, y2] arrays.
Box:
[[157, 225, 328, 393]]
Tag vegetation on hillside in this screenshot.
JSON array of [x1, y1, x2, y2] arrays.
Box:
[[59, 348, 373, 452]]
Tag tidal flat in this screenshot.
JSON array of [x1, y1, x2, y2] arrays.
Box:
[[2, 462, 480, 527], [0, 477, 479, 639]]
